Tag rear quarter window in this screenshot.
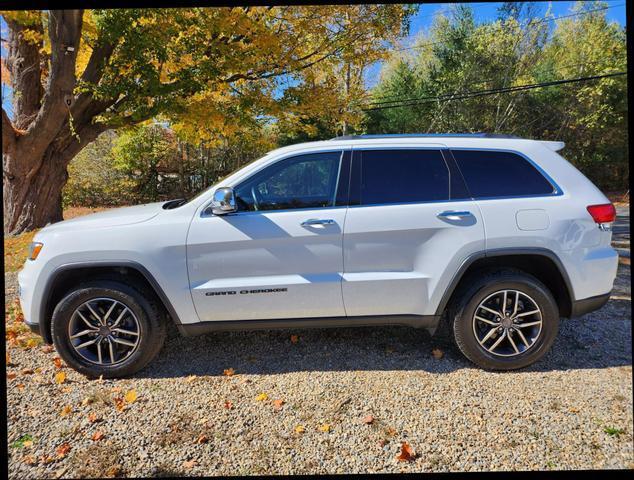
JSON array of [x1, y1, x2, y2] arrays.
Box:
[[451, 149, 556, 198]]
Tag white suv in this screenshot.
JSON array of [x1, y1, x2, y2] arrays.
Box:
[[18, 134, 619, 377]]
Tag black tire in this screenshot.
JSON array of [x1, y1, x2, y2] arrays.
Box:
[[51, 280, 166, 378], [450, 269, 559, 370]]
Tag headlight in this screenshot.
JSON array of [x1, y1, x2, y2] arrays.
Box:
[[28, 242, 43, 261]]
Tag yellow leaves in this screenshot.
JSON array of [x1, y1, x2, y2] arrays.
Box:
[[255, 393, 268, 402], [54, 372, 66, 384], [22, 440, 34, 448], [60, 405, 72, 417], [294, 425, 305, 434], [124, 389, 138, 404], [223, 368, 235, 377], [318, 424, 331, 433]]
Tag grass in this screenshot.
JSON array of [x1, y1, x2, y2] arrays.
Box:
[[604, 426, 626, 437]]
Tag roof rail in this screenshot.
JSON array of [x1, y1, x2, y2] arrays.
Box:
[[329, 133, 524, 140]]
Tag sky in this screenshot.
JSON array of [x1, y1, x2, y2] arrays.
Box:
[[363, 0, 627, 87], [1, 2, 628, 118]]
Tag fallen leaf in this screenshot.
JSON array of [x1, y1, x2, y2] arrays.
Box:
[[91, 431, 104, 441], [362, 415, 375, 425], [431, 348, 444, 359], [183, 459, 197, 470], [60, 405, 72, 417], [81, 397, 92, 406], [185, 375, 197, 383], [290, 335, 299, 344], [379, 439, 388, 447], [54, 372, 66, 384], [61, 386, 72, 393], [224, 400, 233, 410], [88, 413, 100, 423], [53, 357, 63, 369], [56, 443, 71, 458], [6, 352, 11, 365], [113, 397, 125, 412], [223, 368, 235, 377], [7, 372, 17, 380], [21, 368, 34, 375], [22, 440, 34, 448], [255, 393, 268, 402], [294, 425, 305, 434], [34, 367, 42, 375], [111, 386, 122, 394], [17, 383, 25, 391], [40, 455, 55, 464], [196, 434, 208, 444], [569, 407, 580, 413], [396, 441, 416, 462], [124, 389, 137, 404], [40, 345, 54, 354], [384, 427, 397, 437], [318, 424, 331, 432], [23, 454, 36, 465], [273, 399, 285, 410]]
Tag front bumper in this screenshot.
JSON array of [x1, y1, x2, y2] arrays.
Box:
[[570, 292, 611, 318]]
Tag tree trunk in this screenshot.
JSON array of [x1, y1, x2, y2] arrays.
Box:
[[3, 146, 67, 233]]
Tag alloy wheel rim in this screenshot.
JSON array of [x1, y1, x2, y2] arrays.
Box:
[[472, 289, 542, 357], [68, 297, 141, 365]]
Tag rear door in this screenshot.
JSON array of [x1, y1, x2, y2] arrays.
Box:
[[341, 145, 485, 317]]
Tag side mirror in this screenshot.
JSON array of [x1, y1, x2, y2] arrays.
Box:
[[210, 187, 237, 215]]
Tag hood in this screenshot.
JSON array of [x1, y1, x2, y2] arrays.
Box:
[[40, 202, 164, 233]]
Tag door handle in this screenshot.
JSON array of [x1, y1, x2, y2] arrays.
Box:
[[301, 218, 335, 226], [437, 211, 472, 220]]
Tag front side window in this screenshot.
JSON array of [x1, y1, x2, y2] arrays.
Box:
[[452, 149, 556, 198], [234, 152, 342, 211], [358, 149, 450, 205]]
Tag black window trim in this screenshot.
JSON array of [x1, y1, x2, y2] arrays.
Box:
[[447, 147, 563, 201], [225, 149, 350, 215], [350, 146, 461, 208]]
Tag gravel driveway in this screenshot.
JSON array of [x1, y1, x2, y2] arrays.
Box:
[[6, 254, 632, 476]]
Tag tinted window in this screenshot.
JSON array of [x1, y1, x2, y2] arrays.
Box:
[[359, 149, 449, 205], [234, 152, 342, 211], [452, 150, 555, 198]]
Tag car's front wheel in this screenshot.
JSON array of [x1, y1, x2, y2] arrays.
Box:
[[451, 269, 560, 370], [51, 280, 166, 378]]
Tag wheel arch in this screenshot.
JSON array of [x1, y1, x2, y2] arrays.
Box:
[[40, 261, 182, 344], [435, 248, 574, 319]]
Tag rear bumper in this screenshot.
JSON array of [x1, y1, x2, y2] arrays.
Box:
[[570, 292, 611, 318]]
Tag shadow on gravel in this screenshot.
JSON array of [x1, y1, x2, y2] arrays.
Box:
[[136, 294, 632, 379]]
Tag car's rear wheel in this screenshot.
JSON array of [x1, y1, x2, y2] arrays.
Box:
[[451, 269, 559, 370], [51, 280, 166, 378]]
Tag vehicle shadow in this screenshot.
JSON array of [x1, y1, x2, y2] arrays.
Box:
[[137, 295, 631, 379]]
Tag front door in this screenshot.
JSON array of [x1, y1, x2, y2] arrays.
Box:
[[342, 146, 486, 317], [187, 150, 349, 322]]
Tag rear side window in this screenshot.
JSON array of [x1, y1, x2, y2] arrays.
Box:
[[358, 149, 449, 205], [452, 150, 556, 198]]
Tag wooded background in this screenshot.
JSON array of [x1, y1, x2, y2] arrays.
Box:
[[1, 3, 628, 233]]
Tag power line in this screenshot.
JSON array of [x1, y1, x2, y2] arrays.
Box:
[[362, 71, 627, 112], [364, 59, 625, 106]]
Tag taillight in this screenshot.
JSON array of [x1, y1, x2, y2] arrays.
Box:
[[586, 203, 616, 224]]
